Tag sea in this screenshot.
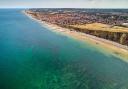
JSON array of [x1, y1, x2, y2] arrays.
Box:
[[0, 9, 128, 89]]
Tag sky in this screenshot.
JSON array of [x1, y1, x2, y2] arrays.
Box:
[[0, 0, 128, 8]]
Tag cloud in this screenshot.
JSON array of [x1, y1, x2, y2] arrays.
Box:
[[0, 0, 128, 8]]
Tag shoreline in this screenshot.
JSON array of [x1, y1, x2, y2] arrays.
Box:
[[23, 11, 128, 61]]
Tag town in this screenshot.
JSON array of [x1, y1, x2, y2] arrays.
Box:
[[26, 9, 128, 26]]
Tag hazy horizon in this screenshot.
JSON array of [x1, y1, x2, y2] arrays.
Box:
[[0, 0, 128, 8]]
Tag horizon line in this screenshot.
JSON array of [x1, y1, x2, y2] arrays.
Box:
[[0, 7, 128, 9]]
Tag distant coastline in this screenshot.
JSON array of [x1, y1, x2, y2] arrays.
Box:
[[23, 10, 128, 61]]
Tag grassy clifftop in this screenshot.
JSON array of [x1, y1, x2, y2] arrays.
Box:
[[70, 23, 128, 33]]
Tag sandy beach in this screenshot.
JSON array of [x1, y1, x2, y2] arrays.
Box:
[[24, 11, 128, 61]]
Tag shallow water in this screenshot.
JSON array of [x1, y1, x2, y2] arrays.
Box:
[[0, 9, 128, 89]]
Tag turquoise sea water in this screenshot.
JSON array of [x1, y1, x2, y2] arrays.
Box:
[[0, 9, 128, 89]]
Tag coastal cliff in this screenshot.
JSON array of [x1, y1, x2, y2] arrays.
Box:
[[67, 25, 128, 46]]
